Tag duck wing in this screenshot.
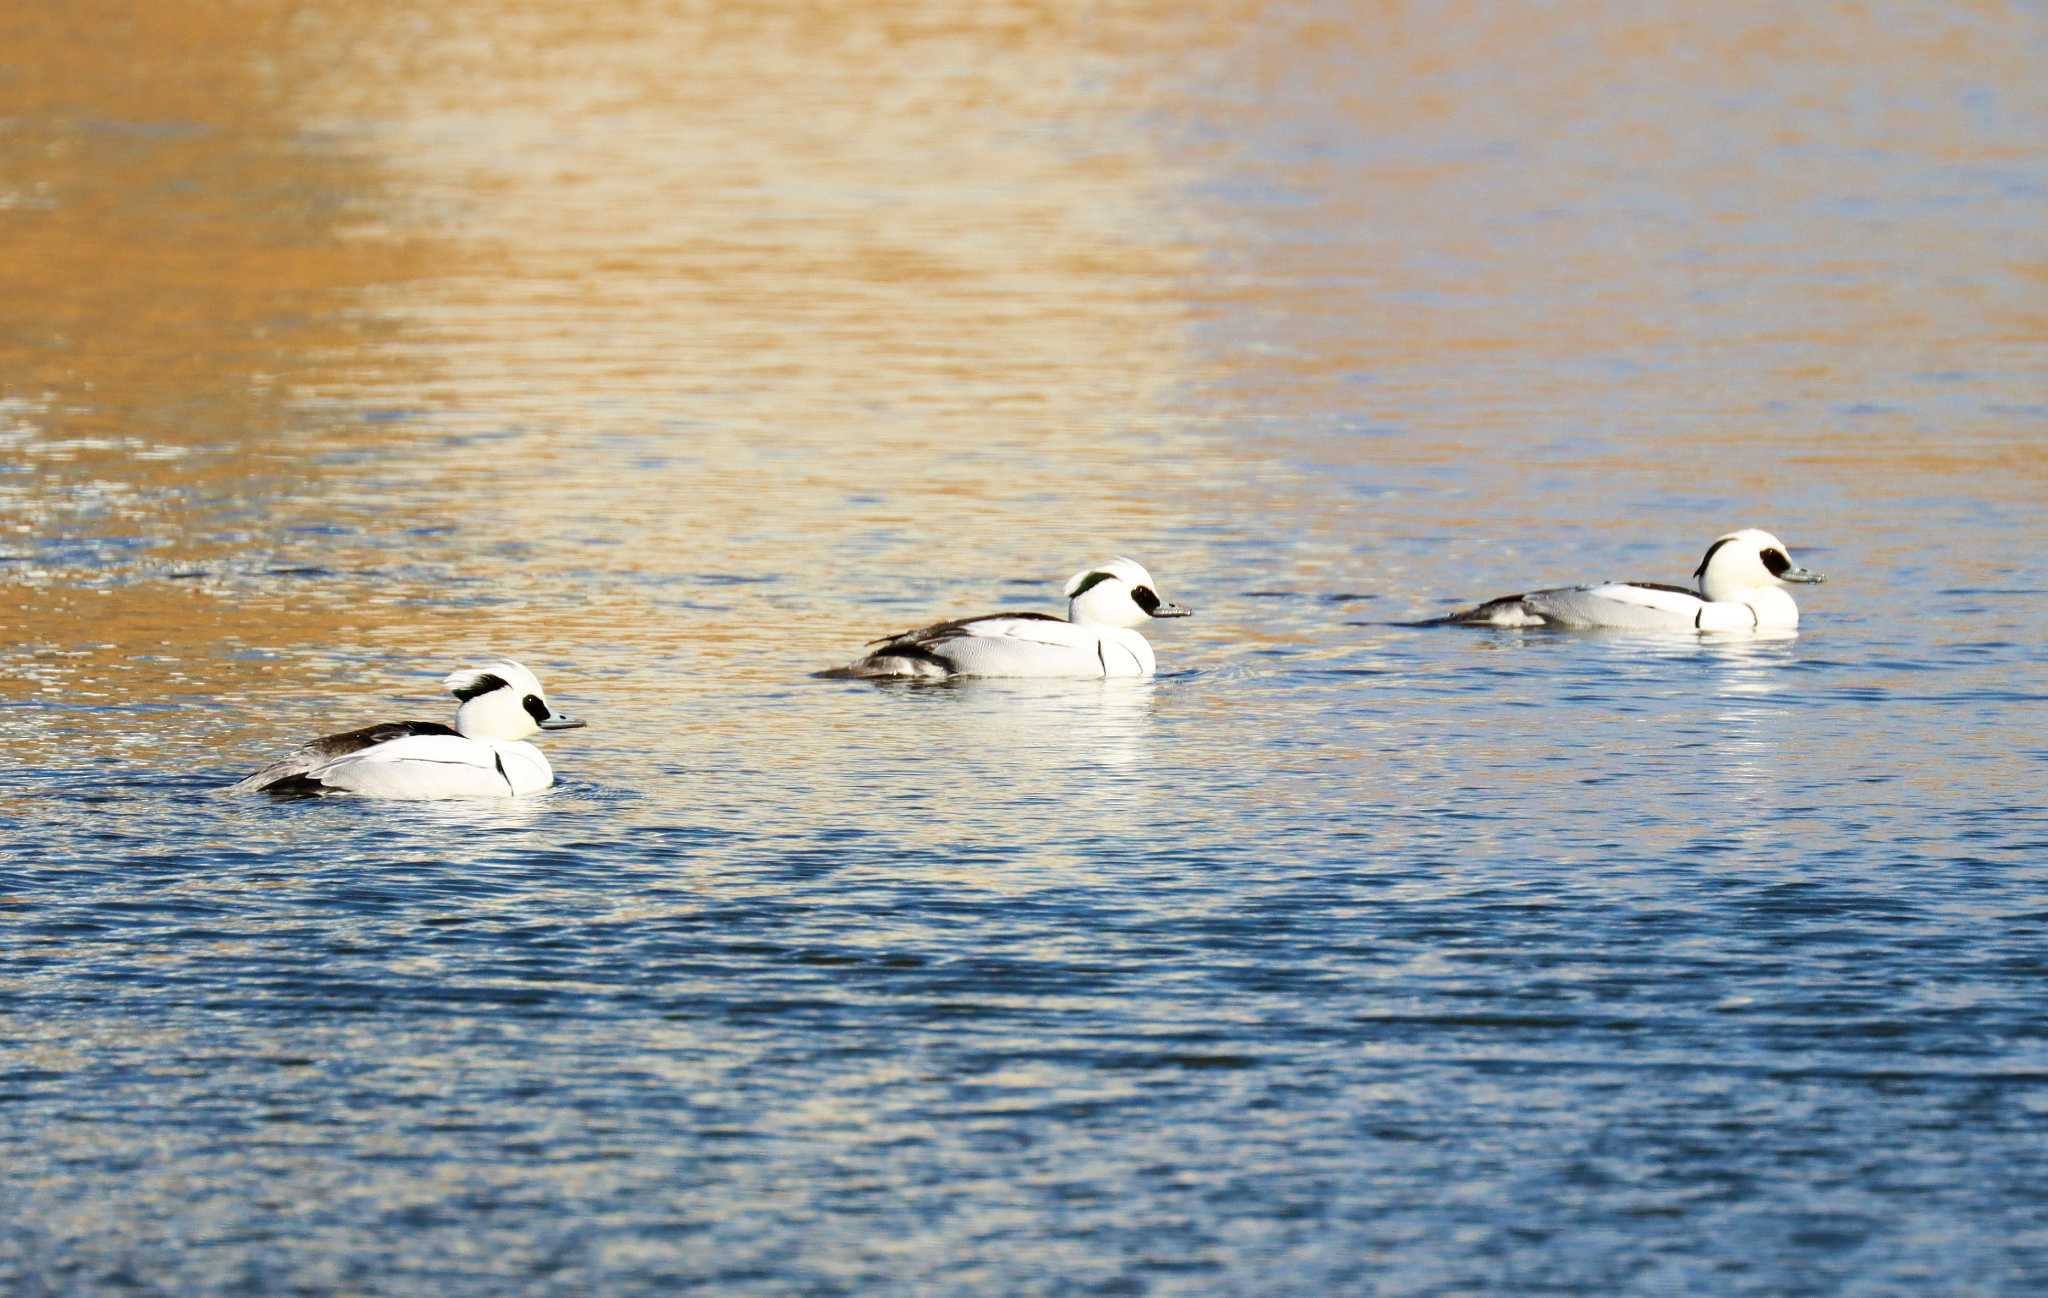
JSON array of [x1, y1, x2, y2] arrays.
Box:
[[231, 720, 459, 793]]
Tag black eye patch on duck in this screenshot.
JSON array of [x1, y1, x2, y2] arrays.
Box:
[[451, 673, 510, 702], [522, 694, 551, 725], [1760, 548, 1792, 577], [1131, 585, 1162, 614]]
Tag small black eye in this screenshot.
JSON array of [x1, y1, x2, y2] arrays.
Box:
[[522, 694, 550, 724], [1760, 549, 1791, 576], [1131, 585, 1161, 614]]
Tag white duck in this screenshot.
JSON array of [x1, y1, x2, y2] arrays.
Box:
[[824, 556, 1192, 679], [1427, 528, 1825, 631], [232, 660, 586, 798]]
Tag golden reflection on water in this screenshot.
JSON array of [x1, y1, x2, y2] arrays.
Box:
[[6, 15, 2043, 1280], [1, 0, 451, 710], [5, 0, 1237, 717], [3, 1, 2043, 750], [273, 0, 1240, 678]]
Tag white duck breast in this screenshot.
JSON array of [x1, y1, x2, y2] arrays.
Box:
[[824, 557, 1191, 680], [232, 659, 585, 800], [1428, 529, 1824, 632]]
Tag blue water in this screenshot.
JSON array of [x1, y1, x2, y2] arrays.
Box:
[[5, 3, 2048, 1295]]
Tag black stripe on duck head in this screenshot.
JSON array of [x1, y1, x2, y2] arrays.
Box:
[[1692, 537, 1735, 583], [1067, 570, 1116, 600], [450, 672, 510, 702]]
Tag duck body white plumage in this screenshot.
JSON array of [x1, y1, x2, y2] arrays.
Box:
[[1444, 581, 1797, 632], [232, 725, 558, 798], [824, 557, 1190, 680], [232, 660, 584, 800], [1428, 529, 1824, 632], [835, 613, 1159, 680]]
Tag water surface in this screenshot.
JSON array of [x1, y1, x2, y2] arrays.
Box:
[[4, 3, 2045, 1294]]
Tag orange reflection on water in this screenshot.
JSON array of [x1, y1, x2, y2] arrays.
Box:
[[2, 0, 2042, 746]]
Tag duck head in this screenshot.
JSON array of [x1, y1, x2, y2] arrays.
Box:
[[1063, 557, 1192, 629], [1694, 529, 1825, 603], [445, 660, 586, 740]]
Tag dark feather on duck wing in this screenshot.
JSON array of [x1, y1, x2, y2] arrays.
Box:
[[863, 611, 1065, 649], [236, 720, 459, 793], [1619, 581, 1699, 597]]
